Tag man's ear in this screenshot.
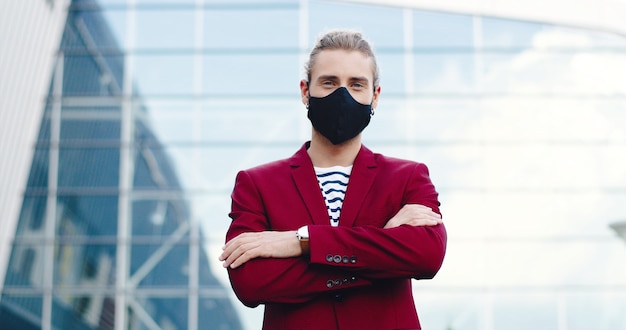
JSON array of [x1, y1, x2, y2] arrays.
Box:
[[371, 85, 381, 109], [300, 80, 310, 107]]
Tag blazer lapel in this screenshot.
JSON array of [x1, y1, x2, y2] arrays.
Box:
[[339, 145, 378, 227], [290, 143, 331, 226]]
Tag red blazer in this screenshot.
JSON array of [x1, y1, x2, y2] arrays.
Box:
[[225, 143, 447, 330]]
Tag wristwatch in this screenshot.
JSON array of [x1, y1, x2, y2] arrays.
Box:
[[296, 225, 310, 255]]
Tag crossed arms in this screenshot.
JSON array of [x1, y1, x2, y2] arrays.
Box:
[[219, 164, 447, 307], [220, 204, 442, 269]]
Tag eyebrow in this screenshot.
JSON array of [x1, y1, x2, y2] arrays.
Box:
[[316, 75, 370, 84], [316, 75, 338, 82], [350, 76, 370, 85]]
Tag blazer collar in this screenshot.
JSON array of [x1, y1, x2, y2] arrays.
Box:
[[289, 142, 378, 227]]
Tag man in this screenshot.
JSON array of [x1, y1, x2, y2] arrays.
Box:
[[219, 30, 447, 330]]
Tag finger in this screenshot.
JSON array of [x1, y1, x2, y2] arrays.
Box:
[[405, 204, 431, 211], [423, 210, 441, 220], [228, 251, 250, 269], [220, 237, 242, 261], [407, 209, 437, 219], [221, 232, 259, 257], [222, 232, 250, 251], [220, 235, 250, 264], [424, 219, 440, 226], [228, 243, 260, 269], [219, 244, 234, 262], [409, 213, 439, 223], [410, 218, 441, 227], [222, 243, 249, 268], [227, 234, 268, 268], [220, 246, 238, 266]]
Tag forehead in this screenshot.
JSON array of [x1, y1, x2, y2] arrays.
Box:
[[310, 49, 375, 82]]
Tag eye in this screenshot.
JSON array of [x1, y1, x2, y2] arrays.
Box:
[[351, 82, 367, 90], [322, 81, 335, 86]]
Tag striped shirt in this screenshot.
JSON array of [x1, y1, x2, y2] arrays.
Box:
[[314, 165, 352, 226]]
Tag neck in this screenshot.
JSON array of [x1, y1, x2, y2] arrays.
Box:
[[307, 133, 361, 167]]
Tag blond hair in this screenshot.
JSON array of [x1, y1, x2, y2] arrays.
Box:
[[304, 30, 380, 89]]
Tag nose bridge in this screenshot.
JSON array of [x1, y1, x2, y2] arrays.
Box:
[[335, 86, 351, 100]]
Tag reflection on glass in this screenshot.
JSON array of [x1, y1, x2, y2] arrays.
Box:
[[204, 8, 298, 48], [135, 10, 195, 49], [133, 55, 195, 95], [203, 54, 299, 95], [0, 1, 242, 329]]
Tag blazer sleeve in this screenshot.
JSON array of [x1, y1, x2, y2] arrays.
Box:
[[308, 163, 447, 280], [225, 170, 373, 308]]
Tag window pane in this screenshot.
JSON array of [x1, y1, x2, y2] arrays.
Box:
[[377, 54, 405, 95], [481, 17, 542, 48], [144, 99, 302, 143], [58, 147, 120, 188], [413, 53, 475, 93], [0, 294, 43, 327], [60, 119, 121, 141], [53, 243, 117, 287], [131, 243, 189, 287], [309, 2, 404, 48], [52, 292, 115, 330], [413, 11, 474, 48], [133, 55, 195, 95], [204, 8, 298, 48], [62, 55, 125, 96], [4, 243, 46, 287], [203, 54, 300, 95], [135, 10, 196, 49], [56, 196, 119, 236]]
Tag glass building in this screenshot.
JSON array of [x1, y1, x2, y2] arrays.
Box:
[[0, 0, 242, 329], [1, 0, 625, 329]]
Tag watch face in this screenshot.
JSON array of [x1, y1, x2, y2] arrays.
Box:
[[298, 226, 309, 240]]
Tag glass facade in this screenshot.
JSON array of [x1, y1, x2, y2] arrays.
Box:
[[0, 1, 241, 329], [1, 0, 626, 329]]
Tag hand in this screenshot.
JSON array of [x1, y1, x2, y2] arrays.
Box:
[[219, 231, 301, 269], [384, 204, 442, 229]]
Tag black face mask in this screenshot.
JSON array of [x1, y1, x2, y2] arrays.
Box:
[[307, 87, 373, 145]]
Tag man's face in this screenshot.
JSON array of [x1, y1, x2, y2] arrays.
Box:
[[301, 49, 380, 108]]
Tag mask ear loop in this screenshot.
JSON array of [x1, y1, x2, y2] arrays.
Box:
[[371, 85, 377, 116], [305, 81, 310, 109]]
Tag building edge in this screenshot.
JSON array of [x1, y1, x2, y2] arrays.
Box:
[[0, 0, 71, 296]]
